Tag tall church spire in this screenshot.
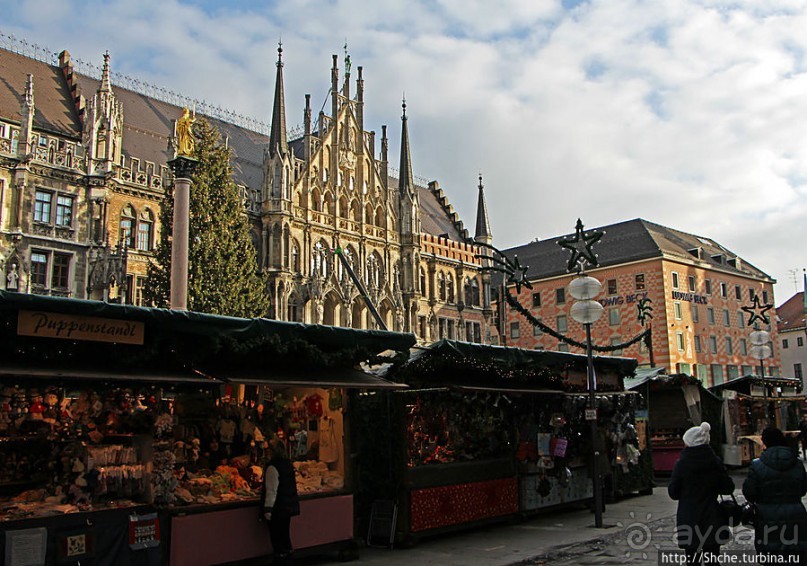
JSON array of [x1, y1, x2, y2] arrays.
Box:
[[398, 97, 415, 198], [474, 173, 492, 244], [100, 51, 112, 93], [268, 42, 288, 158]]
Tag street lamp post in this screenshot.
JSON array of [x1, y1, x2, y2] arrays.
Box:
[[750, 327, 773, 426], [569, 274, 605, 528]]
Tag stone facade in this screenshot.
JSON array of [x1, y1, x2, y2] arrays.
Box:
[[500, 219, 781, 384], [0, 45, 497, 343]]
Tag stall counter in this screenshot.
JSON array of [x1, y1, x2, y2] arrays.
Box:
[[167, 494, 353, 566]]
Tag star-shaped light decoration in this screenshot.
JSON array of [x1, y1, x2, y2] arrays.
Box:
[[637, 297, 653, 327], [557, 218, 604, 273], [475, 243, 533, 294], [742, 295, 773, 327]]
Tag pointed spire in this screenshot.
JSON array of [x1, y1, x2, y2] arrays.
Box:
[[803, 268, 806, 310], [23, 73, 34, 109], [398, 97, 415, 197], [268, 42, 288, 157], [475, 173, 492, 243], [100, 51, 112, 93]]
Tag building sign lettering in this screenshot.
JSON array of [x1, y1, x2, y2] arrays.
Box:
[[17, 310, 145, 345], [599, 292, 648, 307], [670, 291, 708, 304]]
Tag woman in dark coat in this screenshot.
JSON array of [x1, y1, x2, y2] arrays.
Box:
[[262, 438, 300, 566], [742, 427, 807, 561], [668, 422, 735, 566]]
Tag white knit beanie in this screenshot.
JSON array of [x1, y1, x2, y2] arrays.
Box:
[[682, 422, 711, 447]]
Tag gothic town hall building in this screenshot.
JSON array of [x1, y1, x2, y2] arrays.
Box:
[[0, 43, 497, 344]]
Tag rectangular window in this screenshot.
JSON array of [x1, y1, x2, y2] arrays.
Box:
[[735, 285, 742, 300], [795, 363, 803, 380], [692, 305, 699, 323], [725, 336, 733, 355], [711, 364, 724, 386], [720, 282, 727, 298], [722, 309, 730, 327], [38, 135, 47, 147], [727, 365, 739, 380], [762, 290, 769, 304], [674, 302, 682, 320], [510, 321, 520, 339], [709, 335, 717, 354], [556, 288, 566, 305], [137, 221, 151, 251], [677, 362, 692, 375], [697, 364, 709, 384], [30, 252, 48, 286], [694, 335, 702, 353], [532, 292, 541, 308], [635, 273, 645, 291], [740, 338, 747, 355], [676, 332, 684, 351], [672, 272, 679, 289], [608, 308, 620, 326], [783, 339, 789, 349], [737, 311, 745, 328], [688, 275, 696, 292], [707, 308, 715, 324], [742, 365, 754, 376], [34, 190, 52, 223], [610, 337, 623, 356], [705, 279, 712, 295], [749, 288, 755, 301], [557, 342, 569, 353], [557, 314, 568, 333], [447, 319, 456, 340], [533, 320, 543, 337], [607, 279, 617, 295], [799, 337, 804, 348], [51, 253, 70, 288], [55, 195, 73, 227]]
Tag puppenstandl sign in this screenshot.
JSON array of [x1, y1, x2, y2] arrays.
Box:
[[17, 310, 145, 345]]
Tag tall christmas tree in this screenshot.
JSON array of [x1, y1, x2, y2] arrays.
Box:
[[145, 118, 271, 318]]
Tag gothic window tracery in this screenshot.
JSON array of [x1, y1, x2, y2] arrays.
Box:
[[311, 240, 329, 278], [438, 272, 446, 302], [446, 274, 455, 303], [291, 240, 301, 273], [120, 204, 135, 248], [420, 267, 427, 296], [366, 252, 384, 290]]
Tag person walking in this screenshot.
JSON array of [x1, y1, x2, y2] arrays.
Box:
[[742, 426, 807, 562], [797, 416, 807, 459], [262, 437, 300, 566], [668, 422, 735, 566]]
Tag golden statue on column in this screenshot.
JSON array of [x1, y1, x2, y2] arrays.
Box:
[[175, 107, 195, 157]]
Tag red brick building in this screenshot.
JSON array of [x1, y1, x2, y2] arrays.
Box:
[[498, 219, 780, 386]]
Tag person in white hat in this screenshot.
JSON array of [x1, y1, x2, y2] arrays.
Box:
[[668, 422, 735, 565]]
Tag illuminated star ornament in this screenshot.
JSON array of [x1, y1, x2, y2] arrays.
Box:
[[557, 218, 604, 273], [475, 243, 532, 294], [742, 295, 773, 326]]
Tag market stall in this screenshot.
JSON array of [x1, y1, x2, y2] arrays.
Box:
[[625, 369, 723, 472], [352, 340, 648, 543], [709, 374, 804, 465], [0, 290, 414, 565]]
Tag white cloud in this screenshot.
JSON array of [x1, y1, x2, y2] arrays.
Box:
[[3, 0, 807, 302]]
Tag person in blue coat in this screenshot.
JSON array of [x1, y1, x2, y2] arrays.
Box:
[[743, 426, 807, 562], [668, 422, 735, 565]]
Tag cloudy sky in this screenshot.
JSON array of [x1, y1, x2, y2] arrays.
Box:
[[4, 0, 807, 303]]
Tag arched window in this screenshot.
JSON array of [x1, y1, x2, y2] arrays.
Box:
[[420, 268, 427, 296], [338, 196, 348, 218], [438, 272, 446, 302], [311, 241, 329, 278], [366, 253, 383, 290], [365, 204, 373, 225], [136, 209, 153, 251], [120, 205, 135, 248], [291, 240, 301, 273], [446, 274, 455, 303], [374, 206, 384, 228], [465, 277, 480, 306]]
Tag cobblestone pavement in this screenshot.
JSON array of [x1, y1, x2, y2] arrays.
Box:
[[516, 515, 757, 565]]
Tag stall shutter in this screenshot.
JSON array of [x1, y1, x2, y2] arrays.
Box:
[[367, 500, 397, 548]]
